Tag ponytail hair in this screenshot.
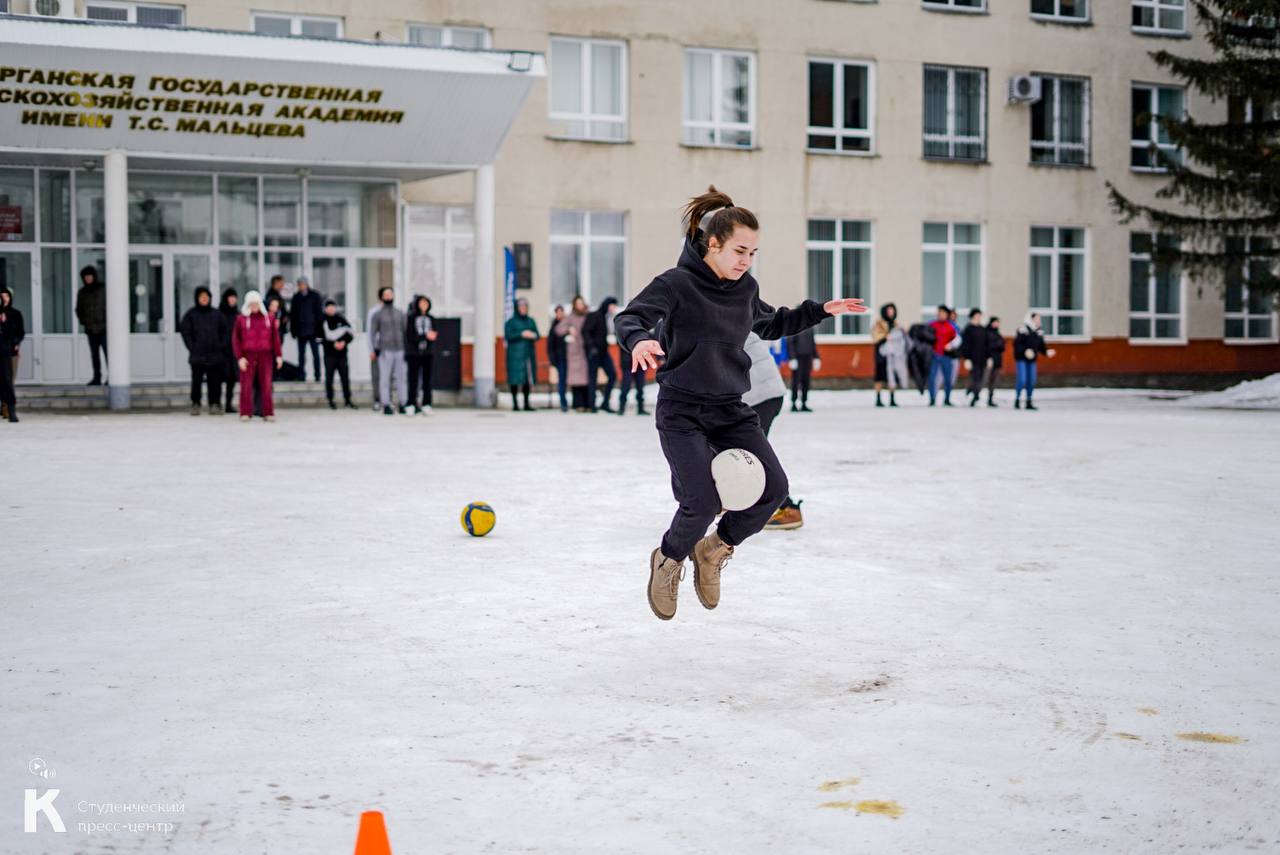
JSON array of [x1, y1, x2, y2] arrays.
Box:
[[682, 185, 759, 254]]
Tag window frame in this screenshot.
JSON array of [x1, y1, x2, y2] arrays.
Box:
[[549, 210, 629, 308], [547, 36, 629, 143], [806, 218, 875, 341], [1130, 82, 1185, 172], [406, 24, 492, 49], [682, 47, 758, 149], [1128, 231, 1186, 344], [923, 0, 987, 12], [1224, 236, 1279, 344], [1030, 0, 1090, 23], [920, 221, 985, 323], [922, 64, 988, 162], [1028, 225, 1089, 341], [1030, 73, 1091, 166], [806, 57, 877, 156], [251, 12, 344, 39], [85, 1, 185, 25], [1132, 0, 1188, 35]]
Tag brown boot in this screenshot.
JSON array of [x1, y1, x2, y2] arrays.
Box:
[[691, 532, 734, 610], [647, 548, 685, 621]]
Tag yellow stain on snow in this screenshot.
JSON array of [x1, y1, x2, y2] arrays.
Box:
[[1112, 732, 1143, 741], [854, 800, 904, 818], [818, 777, 861, 792], [819, 800, 905, 819], [1137, 708, 1159, 716], [1177, 732, 1244, 744]]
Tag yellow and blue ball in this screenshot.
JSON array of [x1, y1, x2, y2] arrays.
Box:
[[461, 502, 496, 537]]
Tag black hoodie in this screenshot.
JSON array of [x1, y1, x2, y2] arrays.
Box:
[[583, 297, 619, 358], [179, 286, 229, 367], [218, 289, 239, 361], [614, 237, 831, 403]]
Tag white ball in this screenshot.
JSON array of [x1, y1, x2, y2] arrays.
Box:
[[711, 448, 767, 512]]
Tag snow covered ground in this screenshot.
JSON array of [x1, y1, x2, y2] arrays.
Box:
[[4, 389, 1278, 854]]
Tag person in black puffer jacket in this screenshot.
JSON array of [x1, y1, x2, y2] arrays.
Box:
[[787, 327, 819, 412], [583, 296, 619, 412], [405, 294, 438, 413], [614, 186, 867, 621], [959, 307, 992, 407], [1013, 311, 1056, 410], [984, 316, 1005, 407], [179, 286, 229, 414], [218, 288, 240, 411]]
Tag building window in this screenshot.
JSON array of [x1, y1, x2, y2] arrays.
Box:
[[407, 24, 490, 49], [548, 37, 627, 142], [807, 59, 875, 154], [1132, 0, 1186, 34], [252, 13, 342, 38], [407, 205, 476, 338], [923, 0, 986, 10], [0, 0, 12, 11], [807, 220, 872, 337], [923, 65, 987, 161], [1131, 84, 1184, 170], [1029, 226, 1086, 337], [1031, 75, 1089, 165], [921, 222, 982, 322], [85, 2, 184, 25], [1224, 236, 1277, 342], [1031, 0, 1088, 21], [683, 48, 756, 148], [1129, 232, 1183, 340], [550, 211, 627, 309]]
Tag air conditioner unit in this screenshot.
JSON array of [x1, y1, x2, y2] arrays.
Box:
[[1007, 75, 1043, 105], [31, 0, 79, 17]]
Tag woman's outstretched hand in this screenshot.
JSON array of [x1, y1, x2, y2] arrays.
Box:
[[631, 339, 665, 372], [825, 298, 869, 315]]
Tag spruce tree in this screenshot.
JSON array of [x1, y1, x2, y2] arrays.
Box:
[[1107, 1, 1280, 298]]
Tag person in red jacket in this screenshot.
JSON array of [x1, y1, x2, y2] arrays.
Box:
[[232, 290, 283, 421], [927, 304, 957, 407]]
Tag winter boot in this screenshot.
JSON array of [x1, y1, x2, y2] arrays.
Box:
[[1026, 397, 1037, 411], [637, 402, 649, 415], [691, 532, 734, 610], [987, 391, 997, 408], [889, 391, 898, 407], [875, 392, 884, 407], [647, 548, 685, 621], [1014, 396, 1022, 409], [190, 404, 201, 416]]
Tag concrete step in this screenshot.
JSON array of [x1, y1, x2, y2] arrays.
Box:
[[16, 382, 471, 412]]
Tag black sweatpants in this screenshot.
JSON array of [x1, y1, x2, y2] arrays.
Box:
[[0, 349, 15, 416], [751, 396, 797, 509], [656, 395, 789, 561], [324, 351, 351, 404], [224, 356, 238, 411], [588, 351, 617, 411], [618, 364, 647, 411], [967, 361, 987, 397], [407, 354, 434, 408], [190, 363, 224, 407], [87, 331, 108, 382], [791, 356, 813, 404]]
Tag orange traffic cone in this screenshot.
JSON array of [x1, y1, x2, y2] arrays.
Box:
[[353, 810, 392, 855]]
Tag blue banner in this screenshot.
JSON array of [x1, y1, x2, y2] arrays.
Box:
[[503, 247, 516, 321]]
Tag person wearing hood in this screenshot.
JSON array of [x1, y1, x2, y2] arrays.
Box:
[[290, 275, 324, 382], [232, 290, 282, 421], [503, 298, 539, 412], [0, 287, 25, 421], [0, 292, 18, 423], [547, 304, 570, 412], [743, 332, 804, 530], [179, 285, 229, 415], [74, 265, 108, 385], [872, 302, 909, 407], [553, 296, 590, 412], [984, 316, 1005, 407], [369, 286, 409, 415], [614, 186, 867, 621], [405, 294, 439, 414], [787, 326, 819, 412], [218, 288, 240, 411], [1013, 311, 1055, 410], [583, 296, 619, 412], [320, 299, 357, 409]]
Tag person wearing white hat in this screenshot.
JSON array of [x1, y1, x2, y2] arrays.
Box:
[[231, 290, 283, 421]]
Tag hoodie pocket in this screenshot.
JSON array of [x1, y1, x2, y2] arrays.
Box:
[[663, 340, 752, 396]]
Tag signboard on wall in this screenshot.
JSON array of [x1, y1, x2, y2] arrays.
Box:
[[0, 17, 542, 176], [0, 205, 20, 239]]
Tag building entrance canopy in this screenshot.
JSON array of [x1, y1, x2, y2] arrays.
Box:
[[0, 16, 542, 179]]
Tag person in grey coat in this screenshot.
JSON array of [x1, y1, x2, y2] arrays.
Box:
[[368, 287, 409, 415]]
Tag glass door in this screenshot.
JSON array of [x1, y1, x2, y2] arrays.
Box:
[[169, 253, 213, 381], [128, 253, 166, 380]]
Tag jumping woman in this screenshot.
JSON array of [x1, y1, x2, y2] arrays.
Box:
[[614, 187, 867, 621]]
